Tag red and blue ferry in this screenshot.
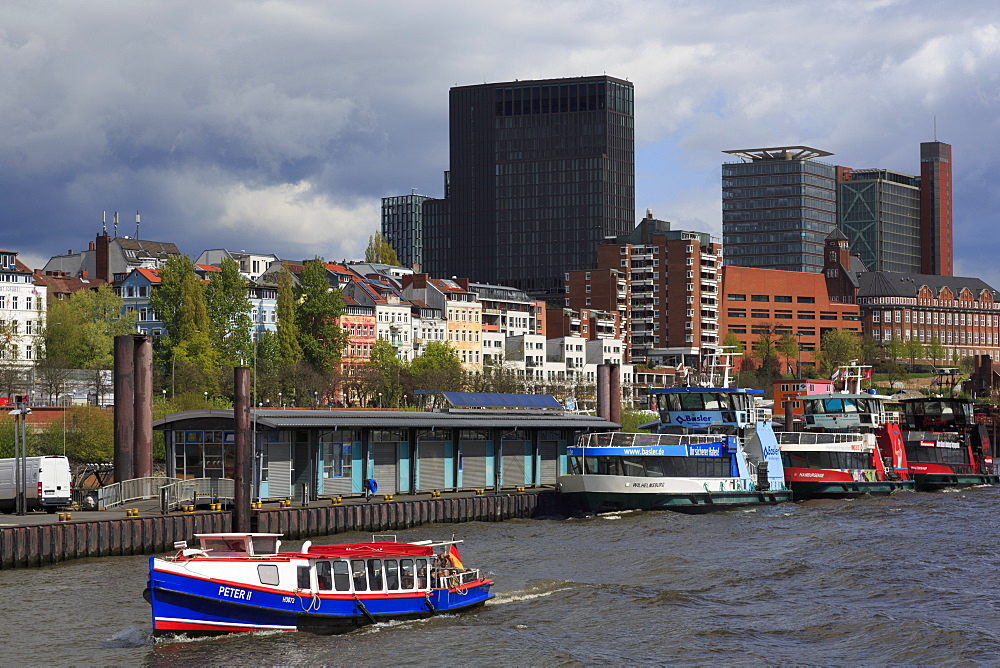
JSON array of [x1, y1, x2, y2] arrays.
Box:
[[147, 533, 493, 636]]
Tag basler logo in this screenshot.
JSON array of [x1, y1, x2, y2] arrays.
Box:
[[675, 414, 713, 426]]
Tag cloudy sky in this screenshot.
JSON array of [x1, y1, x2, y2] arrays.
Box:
[[3, 1, 1000, 283]]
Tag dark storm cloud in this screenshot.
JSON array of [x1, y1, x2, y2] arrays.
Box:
[[2, 1, 1000, 284]]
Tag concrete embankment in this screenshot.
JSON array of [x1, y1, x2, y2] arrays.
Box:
[[0, 490, 560, 569]]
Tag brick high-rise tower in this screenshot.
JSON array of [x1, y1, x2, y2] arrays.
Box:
[[920, 141, 953, 276]]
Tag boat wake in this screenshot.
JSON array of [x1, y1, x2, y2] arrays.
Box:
[[492, 585, 573, 605], [101, 626, 154, 648]]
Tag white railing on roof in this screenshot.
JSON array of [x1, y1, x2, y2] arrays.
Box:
[[774, 432, 866, 446], [577, 432, 724, 448]]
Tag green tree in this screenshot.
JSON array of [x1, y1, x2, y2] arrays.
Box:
[[775, 333, 799, 376], [819, 329, 861, 374], [885, 335, 905, 364], [44, 285, 136, 369], [927, 335, 946, 369], [859, 333, 882, 367], [903, 337, 925, 370], [365, 231, 401, 266], [409, 341, 463, 393], [150, 255, 207, 345], [0, 321, 24, 400], [275, 263, 302, 368], [204, 257, 252, 366], [366, 339, 404, 407], [295, 258, 349, 375], [36, 405, 113, 462]]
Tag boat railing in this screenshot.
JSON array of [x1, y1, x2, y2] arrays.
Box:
[[439, 569, 482, 589], [884, 411, 900, 424], [774, 432, 866, 446], [160, 477, 236, 513], [97, 476, 181, 509], [903, 431, 962, 443], [579, 432, 724, 448]]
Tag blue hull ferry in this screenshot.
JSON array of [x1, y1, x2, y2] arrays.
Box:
[[147, 533, 493, 636], [558, 387, 791, 513]]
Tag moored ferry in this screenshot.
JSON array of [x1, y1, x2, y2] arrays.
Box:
[[895, 397, 999, 490], [147, 533, 493, 636], [775, 431, 914, 499], [558, 431, 789, 513], [557, 386, 791, 513]]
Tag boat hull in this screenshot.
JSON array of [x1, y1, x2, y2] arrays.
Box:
[[789, 479, 914, 499], [148, 564, 493, 637], [911, 473, 1000, 492], [561, 489, 793, 514]]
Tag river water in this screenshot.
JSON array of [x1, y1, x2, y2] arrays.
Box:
[[5, 486, 1000, 665]]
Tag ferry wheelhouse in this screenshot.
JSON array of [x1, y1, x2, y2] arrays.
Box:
[[147, 533, 493, 636], [558, 387, 791, 513], [897, 397, 999, 490]]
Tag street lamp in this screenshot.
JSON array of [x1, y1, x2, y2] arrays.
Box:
[[314, 390, 319, 408], [203, 391, 209, 405], [278, 391, 283, 408], [378, 391, 382, 409]]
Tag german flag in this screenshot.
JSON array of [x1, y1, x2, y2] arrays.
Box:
[[447, 544, 464, 569]]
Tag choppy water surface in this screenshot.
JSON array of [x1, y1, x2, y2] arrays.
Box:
[[5, 486, 1000, 665]]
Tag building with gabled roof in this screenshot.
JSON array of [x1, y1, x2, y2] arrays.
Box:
[[44, 230, 181, 284], [0, 250, 46, 379], [195, 249, 280, 282]]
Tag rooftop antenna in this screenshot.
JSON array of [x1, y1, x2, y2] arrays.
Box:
[[102, 210, 107, 235], [135, 211, 140, 239], [933, 115, 937, 141], [113, 211, 118, 238]]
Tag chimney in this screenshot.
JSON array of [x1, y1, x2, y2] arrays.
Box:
[[89, 241, 95, 251], [95, 232, 112, 283], [81, 270, 89, 280]]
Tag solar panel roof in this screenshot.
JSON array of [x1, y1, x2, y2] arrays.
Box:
[[441, 392, 563, 409]]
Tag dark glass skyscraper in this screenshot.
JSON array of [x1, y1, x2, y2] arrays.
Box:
[[839, 169, 921, 273], [423, 75, 635, 295], [381, 194, 430, 270], [722, 146, 838, 273]]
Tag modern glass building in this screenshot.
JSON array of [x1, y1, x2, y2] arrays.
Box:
[[838, 169, 921, 273], [381, 194, 430, 270], [423, 75, 635, 297], [722, 146, 838, 273]]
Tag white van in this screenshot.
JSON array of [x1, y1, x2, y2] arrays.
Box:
[[0, 456, 73, 513]]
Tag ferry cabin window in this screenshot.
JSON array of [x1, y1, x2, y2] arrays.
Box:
[[417, 558, 429, 588], [567, 455, 583, 475], [351, 559, 368, 591], [250, 535, 278, 555], [316, 561, 333, 591], [781, 451, 871, 470], [585, 455, 730, 477], [297, 565, 311, 590], [368, 559, 385, 591], [385, 559, 400, 590], [906, 444, 968, 466], [257, 564, 280, 587], [333, 560, 352, 591], [400, 559, 416, 589]]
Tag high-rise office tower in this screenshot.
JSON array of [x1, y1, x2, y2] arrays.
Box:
[[722, 146, 838, 273], [838, 168, 921, 273], [381, 193, 430, 270], [422, 75, 635, 296], [920, 141, 953, 276]]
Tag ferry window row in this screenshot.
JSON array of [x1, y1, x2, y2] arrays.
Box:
[[781, 452, 871, 470], [905, 444, 970, 466], [569, 455, 732, 478], [657, 392, 753, 412]]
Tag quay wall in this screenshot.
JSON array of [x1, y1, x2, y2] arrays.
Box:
[[0, 512, 231, 570], [255, 490, 561, 539], [0, 490, 561, 570]]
